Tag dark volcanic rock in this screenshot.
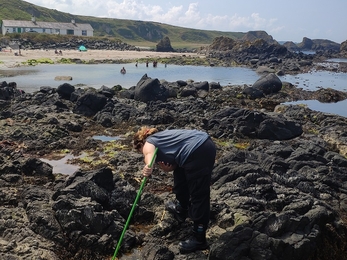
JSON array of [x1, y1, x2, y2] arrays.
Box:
[[297, 37, 340, 51], [57, 83, 75, 99], [156, 36, 174, 52], [206, 107, 303, 140], [134, 74, 170, 102], [0, 71, 347, 260], [73, 91, 107, 116], [252, 73, 283, 95]]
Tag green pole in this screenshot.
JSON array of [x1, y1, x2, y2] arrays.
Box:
[[112, 147, 158, 260]]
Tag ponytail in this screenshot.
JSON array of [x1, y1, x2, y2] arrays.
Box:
[[133, 126, 158, 150]]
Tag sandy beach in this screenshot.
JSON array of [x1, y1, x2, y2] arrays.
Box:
[[0, 49, 201, 68]]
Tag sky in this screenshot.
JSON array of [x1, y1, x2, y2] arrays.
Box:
[[23, 0, 347, 44]]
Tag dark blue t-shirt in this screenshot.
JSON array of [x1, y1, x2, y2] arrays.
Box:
[[146, 129, 209, 167]]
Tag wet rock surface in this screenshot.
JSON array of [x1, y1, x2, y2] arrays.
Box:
[[1, 67, 347, 260]]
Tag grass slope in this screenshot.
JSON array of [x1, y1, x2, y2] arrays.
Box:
[[0, 0, 245, 49]]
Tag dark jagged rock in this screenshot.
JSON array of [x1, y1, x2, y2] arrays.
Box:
[[242, 86, 265, 99], [57, 83, 75, 99], [283, 41, 300, 52], [0, 71, 347, 260], [73, 91, 108, 117], [205, 107, 303, 140], [297, 37, 340, 51], [200, 36, 344, 75], [156, 36, 174, 52], [0, 81, 24, 100], [134, 74, 170, 103], [16, 37, 138, 51], [242, 30, 277, 44], [341, 40, 347, 57], [252, 73, 283, 95]]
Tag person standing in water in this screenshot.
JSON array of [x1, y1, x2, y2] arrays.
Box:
[[133, 126, 216, 253]]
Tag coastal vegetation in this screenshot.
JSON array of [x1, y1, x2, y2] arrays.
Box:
[[24, 57, 54, 65], [0, 0, 244, 50]]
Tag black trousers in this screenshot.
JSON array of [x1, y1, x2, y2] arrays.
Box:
[[172, 137, 216, 231]]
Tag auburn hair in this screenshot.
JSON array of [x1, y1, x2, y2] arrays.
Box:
[[133, 126, 158, 150]]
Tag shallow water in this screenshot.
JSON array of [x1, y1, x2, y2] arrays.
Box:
[[327, 58, 347, 63], [280, 70, 347, 92], [92, 135, 121, 142], [282, 99, 347, 118], [1, 62, 346, 117], [40, 136, 122, 175], [40, 153, 80, 175], [1, 62, 346, 92], [0, 63, 260, 92]]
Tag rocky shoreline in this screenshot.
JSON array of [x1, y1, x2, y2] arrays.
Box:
[[1, 39, 347, 259], [2, 36, 347, 75]]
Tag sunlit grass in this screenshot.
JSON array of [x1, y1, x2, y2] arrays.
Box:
[[215, 139, 250, 150], [70, 140, 129, 171], [57, 58, 75, 64], [233, 142, 250, 150], [24, 58, 54, 65]]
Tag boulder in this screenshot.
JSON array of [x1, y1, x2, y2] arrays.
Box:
[[156, 36, 174, 52], [57, 83, 75, 99], [206, 107, 303, 140], [134, 74, 169, 103], [252, 73, 282, 95], [54, 76, 73, 81], [73, 91, 107, 116]]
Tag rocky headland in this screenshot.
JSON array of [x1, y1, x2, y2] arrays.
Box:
[[1, 37, 347, 260]]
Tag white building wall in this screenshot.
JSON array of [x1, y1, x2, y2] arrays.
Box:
[[1, 23, 93, 36]]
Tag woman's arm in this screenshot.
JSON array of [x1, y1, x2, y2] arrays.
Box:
[[141, 142, 156, 176], [142, 142, 156, 165]]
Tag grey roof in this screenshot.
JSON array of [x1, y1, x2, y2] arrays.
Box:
[[2, 20, 93, 31]]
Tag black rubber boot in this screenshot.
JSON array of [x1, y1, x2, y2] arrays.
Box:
[[179, 230, 208, 253], [166, 201, 188, 223]]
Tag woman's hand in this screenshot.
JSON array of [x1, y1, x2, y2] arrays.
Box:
[[158, 161, 176, 172], [142, 164, 153, 177]]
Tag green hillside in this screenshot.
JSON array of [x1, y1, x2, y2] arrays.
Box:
[[0, 0, 245, 49]]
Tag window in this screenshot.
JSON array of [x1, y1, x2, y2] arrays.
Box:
[[55, 29, 60, 34], [43, 29, 46, 33], [82, 30, 87, 36], [67, 29, 74, 35]]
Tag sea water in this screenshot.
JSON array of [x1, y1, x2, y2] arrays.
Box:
[[0, 63, 260, 92], [1, 62, 346, 117]]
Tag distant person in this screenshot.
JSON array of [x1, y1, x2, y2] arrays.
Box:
[[120, 67, 126, 74], [135, 61, 138, 67]]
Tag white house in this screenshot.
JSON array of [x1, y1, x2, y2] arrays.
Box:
[[1, 17, 94, 37]]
